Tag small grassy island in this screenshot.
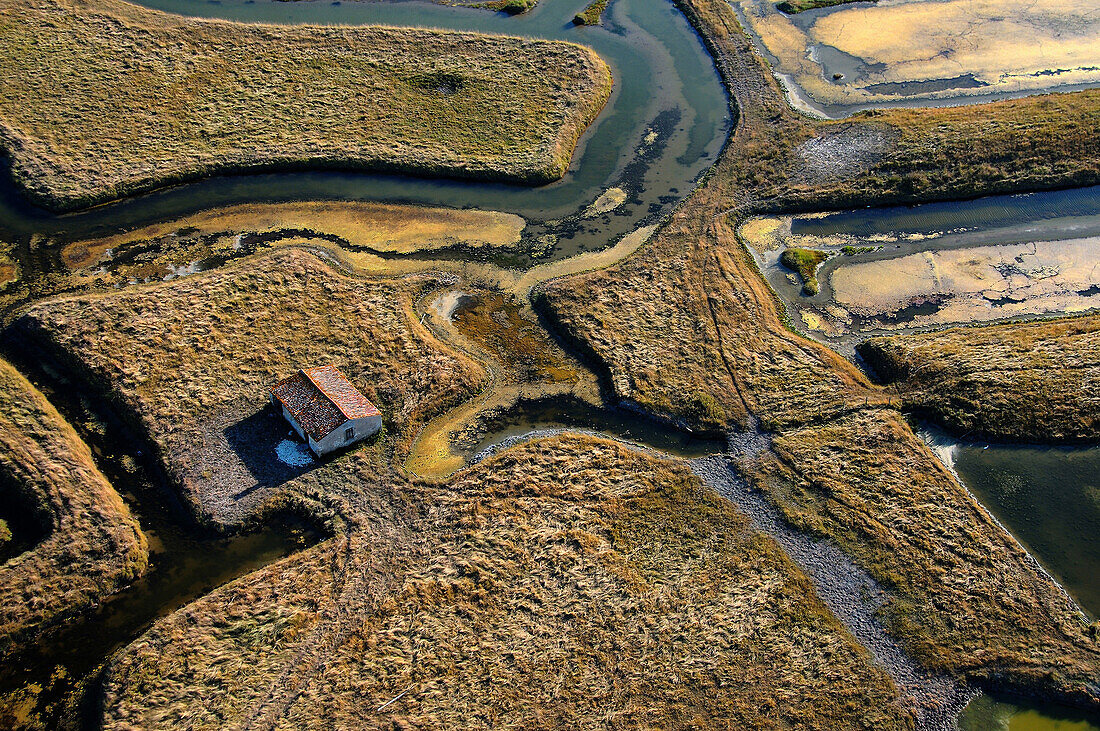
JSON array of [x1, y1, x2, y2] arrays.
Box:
[[779, 247, 829, 295], [573, 0, 611, 25], [0, 0, 612, 211], [775, 0, 873, 14]]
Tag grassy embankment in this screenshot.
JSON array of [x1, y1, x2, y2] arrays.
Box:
[[61, 202, 527, 270], [775, 0, 872, 14], [800, 92, 1100, 208], [541, 0, 1100, 707], [858, 316, 1100, 443], [0, 0, 612, 211], [95, 437, 908, 729], [15, 249, 486, 526], [0, 358, 147, 663], [13, 256, 909, 727]]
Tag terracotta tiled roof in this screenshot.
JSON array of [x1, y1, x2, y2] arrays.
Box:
[[270, 366, 379, 441]]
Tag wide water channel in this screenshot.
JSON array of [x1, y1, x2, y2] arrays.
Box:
[[0, 0, 730, 270]]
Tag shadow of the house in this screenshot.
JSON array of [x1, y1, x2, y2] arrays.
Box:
[[223, 405, 320, 498]]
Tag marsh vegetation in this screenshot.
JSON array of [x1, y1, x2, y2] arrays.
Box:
[[1, 0, 1099, 726], [0, 358, 147, 665], [0, 0, 611, 210]]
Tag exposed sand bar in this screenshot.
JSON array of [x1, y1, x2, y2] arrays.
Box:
[[62, 201, 527, 268], [831, 236, 1100, 329], [733, 0, 1100, 114]]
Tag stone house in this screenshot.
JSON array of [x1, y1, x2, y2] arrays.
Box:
[[269, 365, 382, 457]]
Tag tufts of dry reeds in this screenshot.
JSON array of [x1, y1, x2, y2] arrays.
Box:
[[858, 315, 1100, 443], [0, 0, 612, 211], [0, 357, 147, 661], [99, 436, 909, 729]]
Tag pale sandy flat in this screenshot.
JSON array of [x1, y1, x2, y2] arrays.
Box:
[[831, 237, 1100, 327], [64, 201, 526, 268], [735, 0, 1100, 109]]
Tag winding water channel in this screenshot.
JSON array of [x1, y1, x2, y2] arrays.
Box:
[[1, 0, 1098, 727], [0, 0, 728, 266]]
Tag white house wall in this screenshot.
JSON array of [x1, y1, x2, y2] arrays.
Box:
[[310, 414, 383, 457]]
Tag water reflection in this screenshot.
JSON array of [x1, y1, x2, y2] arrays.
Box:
[[960, 693, 1100, 731]]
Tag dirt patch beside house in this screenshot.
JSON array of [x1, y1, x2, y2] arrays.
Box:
[[13, 249, 485, 526]]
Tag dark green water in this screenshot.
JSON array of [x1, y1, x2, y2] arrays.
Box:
[[923, 430, 1100, 730], [925, 432, 1100, 618]]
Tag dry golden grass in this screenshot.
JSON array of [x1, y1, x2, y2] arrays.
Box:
[[0, 0, 611, 210], [542, 212, 877, 433], [16, 248, 485, 524], [0, 242, 16, 291], [0, 357, 147, 660], [751, 409, 1100, 705], [814, 91, 1100, 206], [100, 436, 909, 729], [858, 316, 1100, 442], [543, 0, 1100, 710]]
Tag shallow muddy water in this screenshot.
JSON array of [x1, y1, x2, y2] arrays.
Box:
[[961, 693, 1100, 731], [0, 0, 729, 274], [742, 186, 1100, 342], [468, 395, 726, 461]]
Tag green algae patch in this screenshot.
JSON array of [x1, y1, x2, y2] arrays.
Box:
[[780, 247, 829, 295], [775, 0, 872, 14], [573, 0, 611, 26], [0, 0, 612, 211]]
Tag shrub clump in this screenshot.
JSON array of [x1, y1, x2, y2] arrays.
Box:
[[779, 247, 829, 296], [573, 0, 610, 25]]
